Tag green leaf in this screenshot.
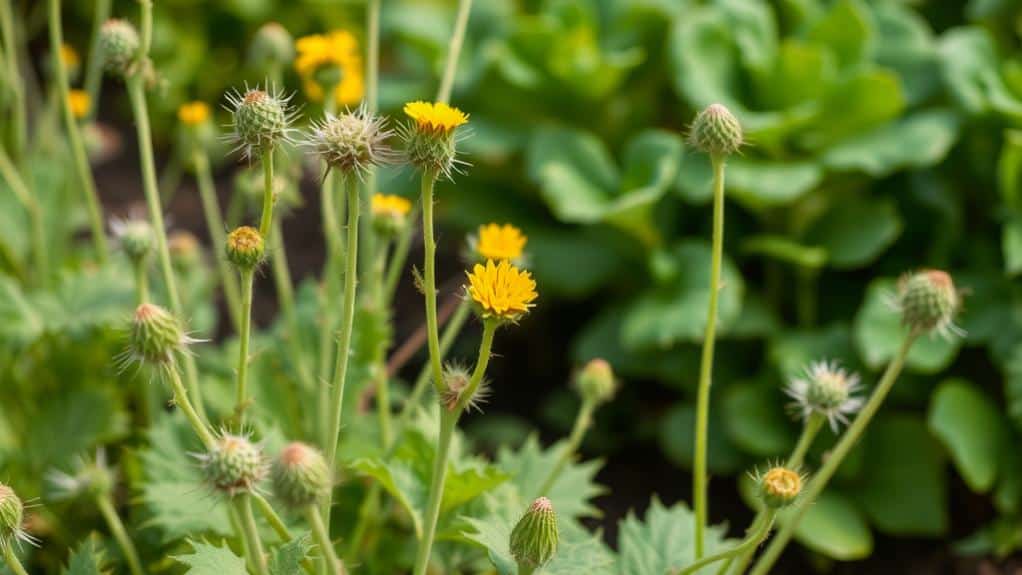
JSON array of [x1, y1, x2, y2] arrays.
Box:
[[495, 434, 606, 520], [720, 382, 795, 457], [268, 535, 313, 575], [928, 379, 1007, 493], [785, 491, 873, 560], [871, 2, 941, 105], [804, 196, 902, 269], [63, 536, 108, 575], [855, 415, 948, 536], [807, 0, 870, 70], [853, 279, 961, 373], [463, 513, 615, 575], [172, 540, 247, 575], [659, 404, 744, 475], [25, 388, 128, 473], [821, 110, 959, 177], [742, 235, 827, 269], [769, 323, 859, 378], [674, 155, 822, 208], [939, 27, 1022, 119], [751, 40, 832, 110], [617, 497, 732, 575], [799, 70, 905, 150]]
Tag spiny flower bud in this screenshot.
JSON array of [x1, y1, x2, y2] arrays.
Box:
[[111, 217, 155, 263], [510, 497, 559, 570], [271, 442, 331, 508], [688, 103, 743, 156], [99, 19, 140, 77], [756, 467, 803, 510], [400, 101, 469, 180], [0, 483, 33, 548], [198, 433, 268, 496], [250, 22, 295, 69], [128, 303, 192, 366], [574, 358, 617, 406], [438, 364, 487, 412], [896, 269, 961, 337], [226, 86, 295, 160], [307, 107, 396, 177], [785, 360, 863, 432], [226, 226, 265, 269]]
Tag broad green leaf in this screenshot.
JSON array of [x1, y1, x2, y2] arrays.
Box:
[[25, 388, 128, 473], [463, 514, 614, 575], [617, 497, 732, 575], [769, 323, 859, 378], [268, 535, 313, 575], [172, 540, 247, 575], [751, 40, 832, 110], [807, 0, 870, 70], [855, 415, 948, 536], [674, 154, 821, 208], [939, 27, 1022, 120], [804, 196, 902, 268], [63, 536, 108, 575], [742, 235, 827, 269], [822, 110, 959, 176], [495, 434, 606, 520], [799, 70, 905, 150], [720, 382, 795, 457], [526, 128, 618, 193], [853, 279, 961, 373], [784, 491, 873, 560], [659, 404, 744, 475], [871, 1, 941, 105], [928, 379, 1006, 493]]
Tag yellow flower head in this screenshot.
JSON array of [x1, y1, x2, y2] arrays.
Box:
[[475, 223, 527, 262], [466, 259, 538, 321], [403, 101, 469, 134], [60, 44, 80, 71], [372, 194, 412, 218], [68, 90, 91, 120], [295, 31, 363, 106], [178, 101, 211, 127]]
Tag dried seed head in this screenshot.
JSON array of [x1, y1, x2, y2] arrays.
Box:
[[307, 107, 396, 177], [785, 360, 863, 432], [99, 19, 140, 77], [226, 226, 265, 270], [129, 303, 192, 366], [250, 22, 295, 69], [509, 497, 559, 570], [272, 442, 331, 508], [198, 433, 268, 497], [896, 270, 961, 337], [688, 103, 743, 156], [225, 85, 296, 160], [756, 466, 803, 510], [111, 217, 155, 264], [574, 358, 617, 406]]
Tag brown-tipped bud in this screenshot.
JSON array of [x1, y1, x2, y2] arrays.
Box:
[[272, 442, 332, 508], [757, 467, 802, 510], [198, 433, 268, 497], [99, 19, 140, 77], [227, 86, 294, 159], [510, 497, 559, 570], [226, 226, 265, 269], [896, 269, 960, 337], [688, 103, 743, 156], [130, 303, 190, 365], [574, 358, 617, 405]]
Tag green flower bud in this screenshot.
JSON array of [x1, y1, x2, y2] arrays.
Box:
[[199, 433, 268, 497], [0, 484, 24, 544], [400, 101, 469, 180], [757, 467, 802, 510], [112, 218, 155, 263], [574, 358, 616, 405], [129, 303, 191, 365], [510, 497, 559, 570], [99, 19, 139, 77], [897, 269, 960, 337], [307, 107, 396, 177], [249, 22, 295, 70], [272, 442, 331, 508], [688, 103, 743, 156], [226, 226, 265, 269], [227, 87, 294, 159], [169, 231, 203, 271]]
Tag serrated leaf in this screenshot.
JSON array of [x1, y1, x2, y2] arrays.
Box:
[[495, 435, 606, 520], [268, 535, 313, 575], [617, 497, 732, 575], [63, 536, 108, 575], [25, 388, 128, 473], [172, 540, 247, 575]]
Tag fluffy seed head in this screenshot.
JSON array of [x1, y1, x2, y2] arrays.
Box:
[[510, 497, 559, 569], [896, 270, 961, 337], [465, 259, 538, 322], [371, 194, 412, 236], [99, 19, 140, 77], [307, 107, 396, 177], [129, 303, 191, 365], [756, 467, 803, 510], [472, 223, 527, 263], [575, 358, 617, 405], [111, 217, 155, 263], [688, 103, 743, 156], [226, 226, 265, 269], [271, 442, 331, 508], [250, 22, 295, 69], [199, 433, 268, 496], [439, 364, 489, 412], [785, 360, 863, 432], [226, 85, 296, 160]]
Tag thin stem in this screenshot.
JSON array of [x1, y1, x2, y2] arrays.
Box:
[[318, 168, 340, 445], [398, 297, 471, 426], [193, 151, 242, 331], [236, 495, 269, 575], [165, 366, 215, 449], [251, 494, 317, 575], [693, 154, 726, 558], [537, 398, 597, 497], [749, 335, 919, 575], [49, 0, 109, 262], [2, 546, 29, 575], [83, 0, 112, 120], [0, 0, 25, 165], [132, 259, 150, 304], [234, 268, 255, 429], [138, 0, 152, 59], [227, 506, 251, 571], [383, 203, 419, 304], [676, 511, 776, 575], [305, 505, 343, 575], [259, 149, 275, 238], [95, 493, 145, 575], [420, 171, 445, 395], [0, 145, 46, 282], [436, 0, 474, 104]]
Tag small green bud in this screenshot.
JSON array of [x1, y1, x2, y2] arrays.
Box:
[[48, 450, 116, 501], [272, 442, 331, 508], [688, 103, 743, 156], [99, 19, 140, 77], [199, 433, 267, 496], [510, 497, 559, 570], [0, 484, 24, 544], [757, 467, 802, 510], [226, 226, 265, 269], [249, 22, 295, 69], [129, 303, 190, 365], [227, 87, 294, 159], [169, 231, 203, 271], [574, 358, 616, 405], [897, 269, 960, 337], [112, 218, 155, 263], [307, 108, 396, 176]]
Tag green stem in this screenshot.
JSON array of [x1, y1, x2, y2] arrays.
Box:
[[259, 149, 275, 238], [236, 495, 269, 575], [693, 154, 726, 559], [165, 366, 215, 449], [49, 0, 109, 263], [383, 203, 419, 304], [95, 493, 145, 575], [234, 268, 254, 429], [517, 564, 537, 575], [436, 0, 474, 104], [0, 145, 46, 282], [193, 151, 242, 331], [420, 171, 445, 395], [0, 0, 25, 165], [748, 335, 919, 575], [133, 259, 150, 304], [537, 398, 597, 497], [676, 511, 776, 575], [2, 545, 28, 575], [399, 298, 471, 425], [250, 493, 317, 575], [83, 0, 111, 120], [318, 168, 340, 445], [306, 505, 344, 575], [227, 506, 251, 571]]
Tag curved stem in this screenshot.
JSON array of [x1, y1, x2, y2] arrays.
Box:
[[234, 268, 254, 429], [537, 398, 596, 497], [3, 545, 29, 575], [236, 495, 269, 575], [83, 0, 112, 120], [165, 366, 215, 449], [305, 505, 344, 575], [193, 151, 242, 331], [49, 0, 109, 262], [693, 154, 726, 558], [749, 335, 918, 575], [436, 0, 474, 104], [251, 493, 317, 575], [95, 493, 145, 575], [420, 171, 445, 395], [677, 511, 776, 575]]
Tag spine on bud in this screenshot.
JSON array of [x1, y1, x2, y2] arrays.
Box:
[[510, 497, 559, 573]]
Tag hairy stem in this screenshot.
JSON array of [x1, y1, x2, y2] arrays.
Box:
[[436, 0, 474, 104], [676, 511, 776, 575], [399, 298, 471, 425], [420, 171, 445, 394], [236, 495, 269, 575], [259, 149, 275, 238], [234, 268, 254, 429], [193, 151, 242, 331], [537, 398, 597, 497], [165, 366, 215, 449], [95, 493, 145, 575], [306, 505, 344, 575]]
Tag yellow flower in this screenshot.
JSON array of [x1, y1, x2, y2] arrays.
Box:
[[295, 31, 363, 106], [68, 90, 91, 119], [177, 101, 211, 126], [60, 44, 80, 70], [372, 194, 412, 218], [403, 101, 469, 134], [476, 223, 527, 261], [466, 259, 538, 321]]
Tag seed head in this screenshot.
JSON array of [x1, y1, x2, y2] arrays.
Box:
[[688, 103, 743, 156], [226, 226, 265, 269], [509, 497, 559, 570], [250, 23, 295, 70], [197, 432, 268, 497], [99, 19, 140, 77], [895, 270, 961, 337], [127, 303, 193, 366], [574, 358, 617, 406], [271, 442, 331, 508], [225, 85, 297, 160], [785, 360, 863, 432], [438, 364, 488, 412], [111, 217, 155, 264], [306, 107, 396, 177], [755, 466, 803, 510]]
